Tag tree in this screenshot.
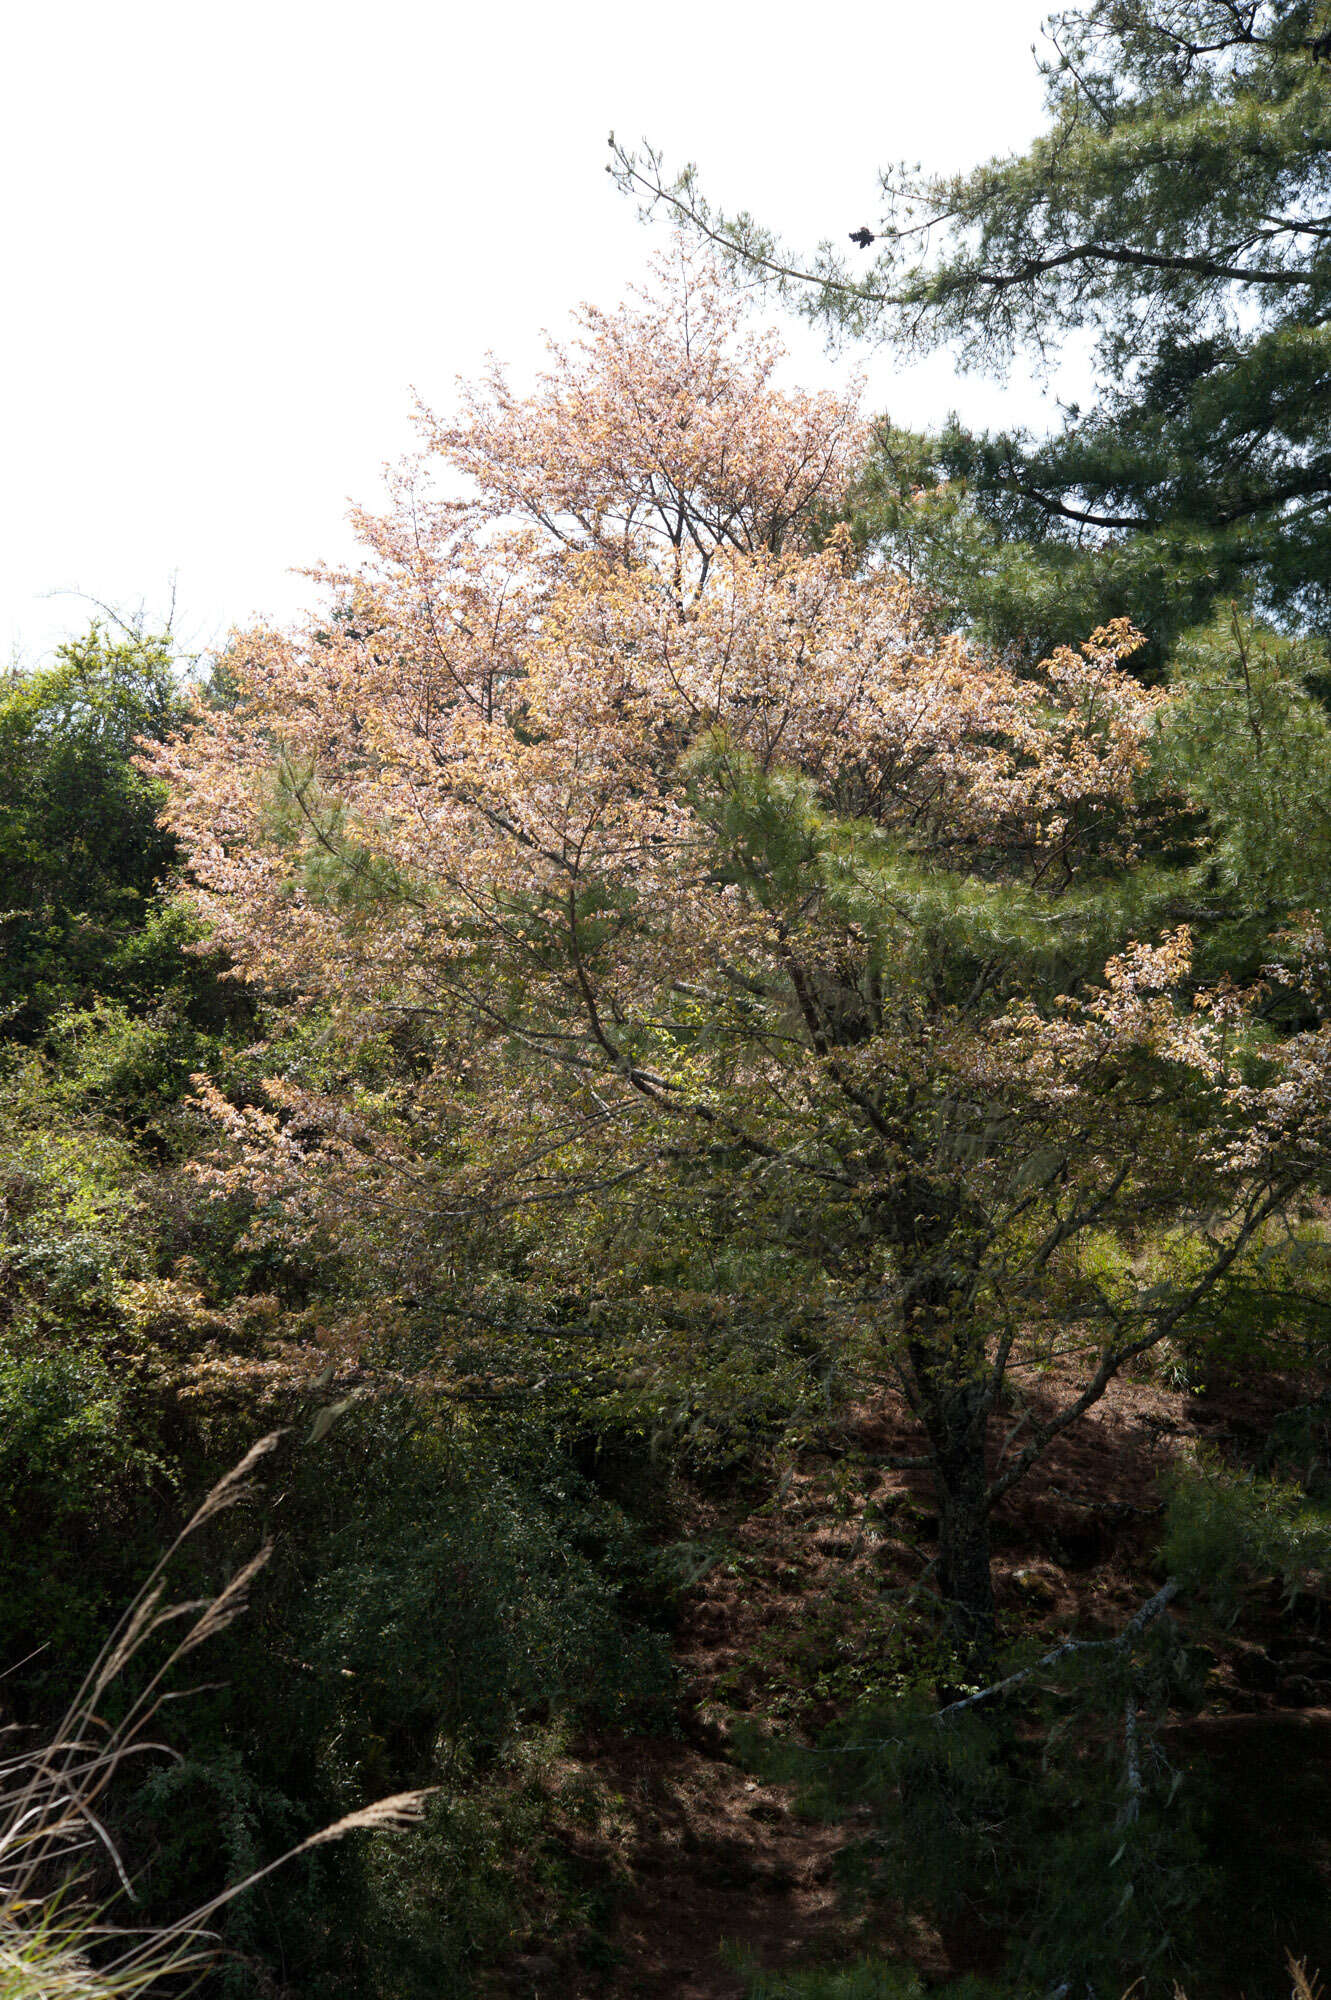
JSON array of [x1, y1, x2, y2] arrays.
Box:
[[611, 0, 1331, 658], [150, 244, 1331, 1674], [0, 624, 186, 1038]]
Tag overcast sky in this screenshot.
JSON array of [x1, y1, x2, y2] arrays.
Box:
[[2, 1, 1069, 666]]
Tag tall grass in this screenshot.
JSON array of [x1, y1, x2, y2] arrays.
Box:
[[0, 1434, 429, 1999]]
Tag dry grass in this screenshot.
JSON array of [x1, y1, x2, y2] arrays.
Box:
[[1173, 1957, 1325, 2000]]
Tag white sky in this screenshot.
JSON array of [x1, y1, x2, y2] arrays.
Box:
[[2, 1, 1068, 667]]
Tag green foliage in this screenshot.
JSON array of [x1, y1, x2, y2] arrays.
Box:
[[0, 623, 245, 1084], [290, 1405, 672, 1746], [337, 1776, 561, 2000], [0, 1055, 172, 1665], [1069, 1207, 1331, 1391], [1164, 1450, 1331, 1621], [849, 421, 1244, 665], [0, 627, 184, 1037], [0, 1444, 443, 2000], [44, 994, 210, 1125], [1260, 1391, 1331, 1494], [115, 1400, 672, 1999], [262, 752, 423, 920], [0, 1347, 156, 1664], [690, 734, 1188, 1004], [745, 1615, 1212, 1999], [1152, 611, 1331, 974]]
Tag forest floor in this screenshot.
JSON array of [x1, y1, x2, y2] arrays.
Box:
[[500, 1366, 1331, 2000]]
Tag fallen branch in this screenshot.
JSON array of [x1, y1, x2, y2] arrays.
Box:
[[814, 1577, 1180, 1751], [933, 1578, 1179, 1723]]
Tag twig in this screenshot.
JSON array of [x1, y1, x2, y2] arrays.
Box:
[[1117, 1689, 1143, 1827]]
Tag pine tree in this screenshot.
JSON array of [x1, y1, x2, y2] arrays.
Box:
[[613, 0, 1331, 658]]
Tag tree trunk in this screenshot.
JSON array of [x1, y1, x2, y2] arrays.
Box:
[[933, 1419, 996, 1683], [895, 1198, 998, 1685]]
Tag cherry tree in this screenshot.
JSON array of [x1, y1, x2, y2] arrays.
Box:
[[151, 241, 1331, 1671]]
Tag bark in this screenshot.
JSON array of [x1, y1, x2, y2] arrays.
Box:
[[896, 1200, 998, 1681], [904, 1315, 996, 1672], [931, 1406, 996, 1682]]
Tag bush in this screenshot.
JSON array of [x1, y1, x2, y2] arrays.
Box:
[[119, 1398, 673, 1998], [745, 1620, 1211, 2000], [1163, 1452, 1331, 1623]]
